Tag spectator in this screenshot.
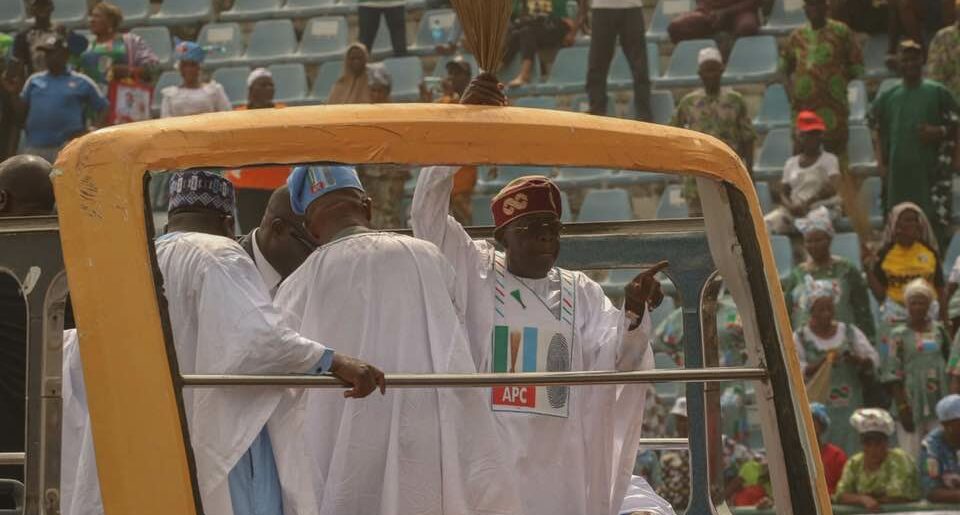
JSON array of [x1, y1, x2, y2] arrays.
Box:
[[12, 0, 87, 76], [656, 397, 691, 512], [425, 55, 472, 103], [666, 0, 761, 45], [670, 47, 754, 215], [944, 252, 960, 338], [160, 40, 231, 118], [810, 402, 847, 494], [782, 208, 876, 342], [764, 113, 841, 235], [927, 12, 960, 101], [0, 60, 22, 161], [328, 44, 371, 105], [368, 63, 392, 104], [834, 408, 921, 510], [865, 203, 945, 332], [227, 68, 291, 233], [779, 0, 862, 160], [583, 0, 652, 121], [869, 40, 959, 247], [881, 278, 952, 457], [502, 0, 578, 87], [794, 276, 879, 454], [75, 1, 158, 91], [13, 35, 108, 163], [357, 0, 407, 57], [359, 64, 409, 229], [886, 0, 955, 60], [919, 394, 960, 503]]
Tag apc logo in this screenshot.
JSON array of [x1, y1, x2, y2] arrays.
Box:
[[501, 193, 529, 216]]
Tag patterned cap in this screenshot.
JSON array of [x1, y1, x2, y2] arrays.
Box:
[[795, 205, 834, 236], [671, 397, 688, 417], [800, 275, 840, 311], [174, 39, 206, 63], [936, 394, 960, 422], [810, 402, 830, 428], [904, 278, 936, 302], [168, 170, 235, 216], [287, 164, 364, 216], [490, 175, 562, 232], [697, 47, 722, 66], [849, 408, 895, 436]]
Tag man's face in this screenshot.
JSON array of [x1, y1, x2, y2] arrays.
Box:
[[248, 77, 275, 105], [861, 433, 888, 467], [447, 67, 471, 94], [304, 188, 371, 243], [500, 212, 561, 277], [798, 129, 822, 154], [803, 1, 827, 25], [899, 49, 924, 79], [41, 47, 68, 71], [698, 60, 724, 90], [944, 419, 960, 443], [30, 0, 54, 19]]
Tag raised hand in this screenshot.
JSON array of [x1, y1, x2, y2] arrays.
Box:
[[624, 260, 669, 325]]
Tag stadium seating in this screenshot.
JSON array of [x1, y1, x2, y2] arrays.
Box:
[[755, 181, 773, 213], [0, 0, 25, 31], [831, 232, 861, 269], [131, 26, 173, 68], [554, 168, 612, 189], [477, 166, 534, 194], [280, 0, 341, 18], [656, 184, 688, 219], [848, 80, 867, 125], [113, 0, 150, 27], [501, 54, 541, 96], [382, 55, 423, 101], [244, 19, 298, 66], [753, 83, 791, 133], [471, 195, 494, 226], [877, 77, 901, 97], [212, 66, 252, 106], [608, 170, 671, 187], [753, 128, 791, 181], [863, 33, 892, 79], [579, 188, 634, 222], [151, 70, 180, 114], [650, 90, 676, 125], [857, 176, 883, 227], [659, 39, 716, 87], [847, 125, 877, 175], [431, 54, 479, 77], [761, 0, 805, 35], [409, 8, 457, 56], [944, 232, 960, 274], [605, 44, 661, 87], [51, 0, 86, 28], [199, 23, 243, 66], [220, 0, 283, 22], [369, 22, 394, 59], [513, 96, 559, 109], [537, 46, 590, 94], [149, 0, 213, 26], [310, 59, 343, 102], [567, 94, 594, 114], [298, 17, 348, 62], [647, 0, 694, 42], [722, 36, 778, 84], [269, 63, 308, 105], [771, 235, 793, 278]]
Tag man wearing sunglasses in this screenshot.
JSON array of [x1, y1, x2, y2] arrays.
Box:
[[238, 185, 316, 297], [409, 73, 669, 515]]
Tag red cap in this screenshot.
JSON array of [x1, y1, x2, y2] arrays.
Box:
[[491, 175, 562, 231], [796, 110, 826, 133]]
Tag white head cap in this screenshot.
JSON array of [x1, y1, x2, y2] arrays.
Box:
[[697, 47, 723, 67], [671, 397, 688, 417], [849, 408, 895, 436], [247, 67, 273, 87]]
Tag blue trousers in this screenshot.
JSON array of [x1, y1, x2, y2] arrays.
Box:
[[227, 428, 284, 515]]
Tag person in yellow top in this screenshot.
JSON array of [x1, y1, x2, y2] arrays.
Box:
[[864, 202, 946, 337]]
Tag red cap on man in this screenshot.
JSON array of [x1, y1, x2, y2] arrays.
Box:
[[490, 175, 563, 233], [796, 110, 826, 133]]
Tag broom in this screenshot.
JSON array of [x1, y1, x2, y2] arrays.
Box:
[[449, 0, 513, 76]]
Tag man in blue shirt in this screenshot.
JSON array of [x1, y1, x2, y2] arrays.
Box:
[[919, 394, 960, 503], [16, 34, 107, 163]]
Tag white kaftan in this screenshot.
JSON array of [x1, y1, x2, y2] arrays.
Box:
[[274, 229, 524, 515], [411, 166, 655, 515]]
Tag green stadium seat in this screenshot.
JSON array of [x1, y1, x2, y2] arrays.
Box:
[[513, 96, 560, 109], [722, 35, 778, 84], [381, 55, 423, 101], [269, 63, 308, 105], [0, 0, 25, 31], [131, 26, 172, 68], [656, 184, 689, 219], [244, 20, 298, 66], [760, 0, 805, 35], [113, 0, 150, 26], [753, 128, 791, 181], [212, 66, 251, 106], [310, 59, 343, 102], [51, 0, 87, 28], [847, 125, 877, 175], [220, 0, 283, 22], [831, 232, 861, 269], [579, 188, 634, 222], [149, 0, 212, 26], [771, 234, 793, 278], [848, 80, 867, 125], [409, 8, 457, 55], [753, 83, 791, 132], [659, 39, 716, 87], [864, 33, 892, 79], [299, 17, 349, 61], [198, 23, 243, 66], [647, 0, 695, 42], [151, 70, 180, 114]]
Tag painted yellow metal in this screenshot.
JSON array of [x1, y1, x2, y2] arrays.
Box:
[[51, 103, 828, 514]]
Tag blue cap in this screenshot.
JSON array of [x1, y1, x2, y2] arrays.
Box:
[[174, 38, 206, 63], [936, 394, 960, 422], [810, 402, 830, 428], [168, 169, 234, 216], [287, 164, 364, 216]]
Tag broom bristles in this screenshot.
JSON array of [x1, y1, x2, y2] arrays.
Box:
[[450, 0, 512, 75]]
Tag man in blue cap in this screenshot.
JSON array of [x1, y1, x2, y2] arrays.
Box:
[[919, 394, 960, 503], [275, 164, 524, 515]]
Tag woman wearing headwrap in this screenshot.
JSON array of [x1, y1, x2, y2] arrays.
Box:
[[160, 40, 231, 118], [810, 402, 847, 494], [782, 207, 876, 341], [794, 276, 879, 454], [327, 43, 371, 104], [880, 278, 953, 457], [834, 408, 921, 510]]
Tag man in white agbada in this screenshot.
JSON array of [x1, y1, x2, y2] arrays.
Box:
[[59, 169, 386, 515], [274, 164, 523, 515]]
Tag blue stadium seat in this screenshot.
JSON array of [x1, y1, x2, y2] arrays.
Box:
[[650, 295, 676, 331], [579, 188, 634, 222], [858, 176, 883, 227], [559, 191, 572, 223], [848, 80, 867, 125], [281, 0, 339, 18], [151, 70, 180, 114], [753, 83, 791, 132], [943, 232, 960, 275], [831, 232, 861, 269], [113, 0, 150, 26], [131, 26, 172, 68], [310, 59, 343, 102], [650, 90, 676, 124], [722, 35, 778, 84], [567, 94, 593, 113], [607, 170, 671, 186], [656, 184, 689, 219], [244, 20, 298, 66], [409, 8, 457, 55], [755, 181, 773, 213], [647, 42, 661, 81], [381, 55, 423, 101], [513, 96, 559, 109], [212, 66, 251, 106], [219, 0, 283, 22], [864, 34, 892, 79], [370, 21, 393, 59], [607, 43, 661, 88], [51, 0, 86, 28], [477, 166, 540, 194], [760, 0, 805, 35], [771, 235, 793, 278], [0, 0, 25, 31], [299, 17, 348, 61], [553, 167, 611, 189], [877, 77, 901, 98], [537, 46, 590, 94], [269, 63, 308, 105], [753, 128, 792, 181], [847, 125, 877, 175], [432, 54, 479, 77], [659, 39, 716, 87], [198, 23, 243, 66], [149, 0, 212, 25], [501, 54, 541, 96], [471, 195, 494, 226], [647, 0, 695, 42]]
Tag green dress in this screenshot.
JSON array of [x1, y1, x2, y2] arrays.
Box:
[[833, 448, 921, 501], [795, 323, 874, 455], [880, 322, 951, 427], [782, 258, 876, 341]]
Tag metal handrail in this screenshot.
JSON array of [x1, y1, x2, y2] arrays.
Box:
[[636, 438, 688, 451], [0, 453, 24, 466], [181, 367, 766, 388]]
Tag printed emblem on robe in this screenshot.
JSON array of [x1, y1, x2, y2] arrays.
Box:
[[491, 325, 571, 417]]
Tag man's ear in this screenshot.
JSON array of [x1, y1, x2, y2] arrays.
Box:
[[223, 214, 236, 239], [362, 195, 373, 224], [270, 217, 286, 236], [0, 189, 8, 213]]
